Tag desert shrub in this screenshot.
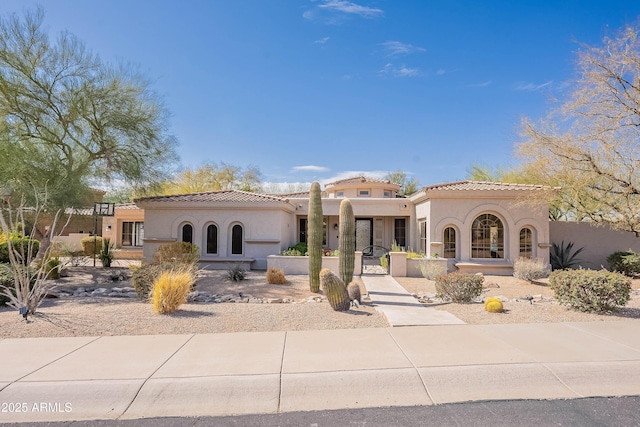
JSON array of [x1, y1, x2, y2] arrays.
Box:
[[152, 242, 199, 265], [549, 269, 631, 313], [226, 264, 246, 282], [80, 236, 103, 257], [484, 297, 504, 313], [380, 254, 389, 269], [0, 237, 40, 263], [607, 250, 640, 277], [419, 259, 447, 280], [280, 248, 304, 256], [99, 238, 114, 267], [0, 264, 37, 306], [0, 265, 12, 306], [45, 257, 62, 280], [266, 267, 286, 284], [513, 257, 550, 281], [406, 251, 423, 258], [151, 267, 195, 314], [550, 241, 584, 270], [131, 264, 164, 298], [435, 272, 484, 303], [288, 242, 308, 255]]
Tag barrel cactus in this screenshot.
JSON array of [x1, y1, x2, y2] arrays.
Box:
[[347, 281, 361, 306], [320, 268, 350, 311], [308, 181, 323, 292], [338, 198, 355, 286], [484, 297, 504, 313]]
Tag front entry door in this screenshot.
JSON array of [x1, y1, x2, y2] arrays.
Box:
[[356, 219, 373, 254]]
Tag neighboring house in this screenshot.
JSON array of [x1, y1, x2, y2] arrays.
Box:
[[134, 177, 553, 275], [102, 203, 145, 258]]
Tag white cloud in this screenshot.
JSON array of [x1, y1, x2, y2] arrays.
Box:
[[436, 68, 446, 75], [314, 36, 330, 44], [291, 165, 330, 173], [304, 0, 383, 21], [467, 80, 492, 88], [380, 63, 419, 77], [380, 40, 425, 57], [515, 81, 553, 91], [318, 0, 383, 18]]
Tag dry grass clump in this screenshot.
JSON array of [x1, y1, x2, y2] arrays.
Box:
[[513, 257, 550, 281], [151, 267, 196, 314], [266, 267, 287, 284]]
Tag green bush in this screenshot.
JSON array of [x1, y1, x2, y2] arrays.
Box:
[[288, 242, 307, 254], [550, 269, 631, 313], [131, 264, 164, 299], [0, 264, 37, 306], [45, 257, 62, 280], [226, 264, 246, 282], [0, 265, 12, 306], [435, 272, 484, 303], [607, 250, 640, 277], [80, 236, 103, 257], [0, 237, 40, 263]]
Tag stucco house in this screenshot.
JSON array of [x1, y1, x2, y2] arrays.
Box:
[[134, 177, 553, 275]]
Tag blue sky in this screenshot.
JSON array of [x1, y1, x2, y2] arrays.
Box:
[[2, 1, 640, 188]]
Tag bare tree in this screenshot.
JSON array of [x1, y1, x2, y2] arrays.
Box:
[[519, 25, 640, 234], [0, 188, 69, 320]]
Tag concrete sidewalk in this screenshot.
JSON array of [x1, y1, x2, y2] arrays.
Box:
[[361, 275, 465, 326], [1, 320, 640, 423]]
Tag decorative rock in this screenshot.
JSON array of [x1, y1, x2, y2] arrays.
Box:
[[267, 298, 283, 304], [125, 292, 138, 298], [111, 287, 123, 293]]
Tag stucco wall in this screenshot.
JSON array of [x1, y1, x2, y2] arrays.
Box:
[[549, 221, 640, 269], [425, 198, 550, 265], [142, 207, 289, 268]]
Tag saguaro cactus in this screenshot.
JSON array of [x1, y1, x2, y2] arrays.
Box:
[[308, 181, 323, 292], [338, 198, 355, 286], [320, 268, 350, 311]]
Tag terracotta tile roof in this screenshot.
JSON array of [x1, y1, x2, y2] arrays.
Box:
[[274, 191, 311, 198], [325, 175, 392, 187], [115, 203, 140, 210], [64, 207, 94, 216], [421, 180, 551, 192], [134, 190, 291, 204]]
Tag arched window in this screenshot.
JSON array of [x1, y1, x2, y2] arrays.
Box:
[[519, 227, 533, 258], [471, 214, 504, 258], [443, 227, 456, 259], [181, 224, 193, 244], [206, 224, 218, 254], [231, 224, 243, 255]]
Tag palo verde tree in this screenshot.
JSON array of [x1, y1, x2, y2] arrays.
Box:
[[519, 25, 640, 235], [156, 162, 263, 195], [0, 8, 178, 212]]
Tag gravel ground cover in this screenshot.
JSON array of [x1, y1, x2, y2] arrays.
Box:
[[1, 266, 639, 338]]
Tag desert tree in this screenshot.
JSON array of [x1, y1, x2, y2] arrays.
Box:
[[385, 171, 420, 196], [0, 186, 70, 319], [154, 162, 263, 195], [519, 25, 640, 234], [0, 8, 178, 212]]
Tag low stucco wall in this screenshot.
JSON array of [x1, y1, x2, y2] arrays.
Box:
[[549, 221, 640, 270], [267, 252, 363, 276]]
